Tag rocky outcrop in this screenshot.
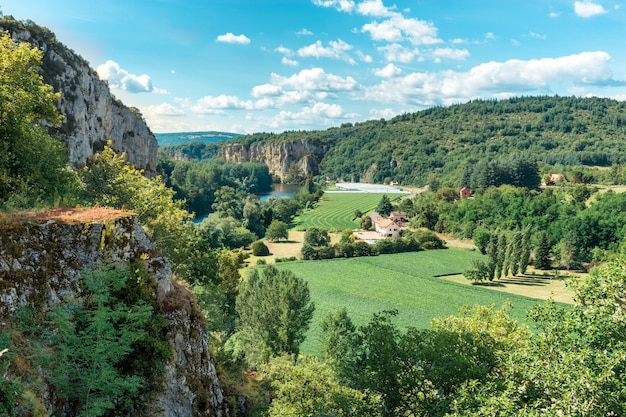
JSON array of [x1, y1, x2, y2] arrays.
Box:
[[0, 208, 228, 416], [0, 20, 158, 175], [218, 139, 327, 181]]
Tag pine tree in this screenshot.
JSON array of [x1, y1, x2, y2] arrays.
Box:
[[495, 234, 507, 280], [486, 232, 499, 281]]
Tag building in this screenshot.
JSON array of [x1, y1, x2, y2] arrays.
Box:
[[373, 216, 401, 238], [460, 187, 472, 198]]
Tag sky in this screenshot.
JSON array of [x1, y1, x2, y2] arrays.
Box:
[[2, 1, 626, 134]]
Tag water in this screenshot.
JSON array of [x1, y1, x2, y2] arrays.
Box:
[[259, 183, 302, 201]]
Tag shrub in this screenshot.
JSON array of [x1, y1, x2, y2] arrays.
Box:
[[252, 241, 270, 256]]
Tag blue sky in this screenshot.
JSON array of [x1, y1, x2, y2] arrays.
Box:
[[3, 0, 626, 133]]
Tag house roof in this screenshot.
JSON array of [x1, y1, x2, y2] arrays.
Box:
[[390, 211, 406, 217], [375, 217, 396, 228]]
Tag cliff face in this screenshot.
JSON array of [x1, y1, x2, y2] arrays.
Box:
[[0, 208, 228, 417], [1, 20, 158, 175], [219, 140, 327, 181]]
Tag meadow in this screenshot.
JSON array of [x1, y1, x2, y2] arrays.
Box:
[[274, 249, 553, 356], [292, 192, 404, 230]]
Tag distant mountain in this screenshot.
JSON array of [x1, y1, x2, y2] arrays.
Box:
[[155, 131, 240, 147]]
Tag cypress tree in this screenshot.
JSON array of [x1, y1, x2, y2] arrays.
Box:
[[534, 231, 551, 270]]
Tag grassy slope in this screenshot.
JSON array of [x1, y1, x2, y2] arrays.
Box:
[[275, 249, 550, 356], [293, 192, 404, 230]]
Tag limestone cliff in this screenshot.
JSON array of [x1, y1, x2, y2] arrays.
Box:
[[218, 139, 328, 181], [0, 19, 158, 175], [0, 208, 228, 417]]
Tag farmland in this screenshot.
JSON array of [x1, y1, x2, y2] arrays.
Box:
[[292, 192, 404, 230], [274, 249, 557, 355]]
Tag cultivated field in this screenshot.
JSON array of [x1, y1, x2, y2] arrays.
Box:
[[274, 250, 556, 356], [292, 192, 403, 230]]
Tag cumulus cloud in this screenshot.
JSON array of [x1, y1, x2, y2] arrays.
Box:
[[357, 0, 393, 17], [282, 57, 299, 66], [432, 47, 470, 62], [298, 39, 356, 64], [363, 51, 620, 106], [362, 15, 439, 45], [191, 94, 256, 114], [270, 67, 359, 92], [96, 60, 156, 93], [145, 102, 185, 116], [378, 43, 417, 63], [574, 1, 608, 17], [312, 0, 355, 13], [297, 28, 314, 35], [374, 63, 403, 78], [216, 32, 251, 44]]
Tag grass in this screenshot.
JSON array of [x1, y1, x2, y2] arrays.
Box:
[[274, 249, 559, 356], [293, 192, 403, 230]]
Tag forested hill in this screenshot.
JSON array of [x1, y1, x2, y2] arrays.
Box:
[[220, 96, 626, 186]]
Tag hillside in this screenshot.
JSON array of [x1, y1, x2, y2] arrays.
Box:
[[216, 96, 626, 185]]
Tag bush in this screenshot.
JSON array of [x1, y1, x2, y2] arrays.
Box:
[[252, 241, 270, 256]]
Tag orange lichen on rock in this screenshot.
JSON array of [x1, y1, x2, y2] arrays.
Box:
[[0, 207, 135, 224]]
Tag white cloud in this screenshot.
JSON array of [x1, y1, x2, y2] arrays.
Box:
[[145, 102, 185, 116], [96, 60, 155, 93], [216, 32, 251, 44], [275, 45, 293, 55], [357, 0, 393, 17], [432, 47, 470, 62], [251, 84, 283, 98], [311, 0, 355, 13], [378, 43, 416, 63], [362, 13, 440, 46], [549, 11, 561, 17], [191, 94, 256, 114], [529, 32, 547, 40], [282, 57, 299, 66], [297, 28, 314, 35], [298, 39, 356, 64], [362, 51, 619, 106], [574, 1, 608, 17], [271, 67, 359, 92], [374, 63, 403, 78]]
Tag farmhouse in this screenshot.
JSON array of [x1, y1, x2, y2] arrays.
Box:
[[389, 211, 407, 224], [369, 211, 402, 238]]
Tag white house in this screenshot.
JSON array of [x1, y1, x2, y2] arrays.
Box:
[[373, 217, 401, 238]]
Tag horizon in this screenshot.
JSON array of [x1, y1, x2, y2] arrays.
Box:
[[2, 1, 626, 134]]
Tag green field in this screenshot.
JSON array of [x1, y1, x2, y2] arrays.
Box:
[[275, 250, 551, 355], [293, 192, 404, 230]]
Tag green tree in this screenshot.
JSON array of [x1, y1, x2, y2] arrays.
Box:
[[233, 266, 315, 363], [463, 259, 491, 283], [534, 230, 551, 269], [81, 146, 193, 260], [0, 31, 78, 208], [472, 228, 491, 255], [263, 356, 379, 417], [320, 307, 361, 384], [376, 194, 393, 216], [303, 226, 330, 247], [265, 219, 289, 242]]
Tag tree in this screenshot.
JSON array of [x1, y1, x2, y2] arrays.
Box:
[[473, 228, 491, 255], [265, 220, 289, 242], [263, 356, 379, 417], [233, 266, 315, 363], [303, 226, 330, 247], [534, 230, 551, 269], [0, 31, 78, 208], [376, 194, 393, 216], [320, 308, 361, 384], [251, 240, 270, 256], [464, 260, 491, 283]]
